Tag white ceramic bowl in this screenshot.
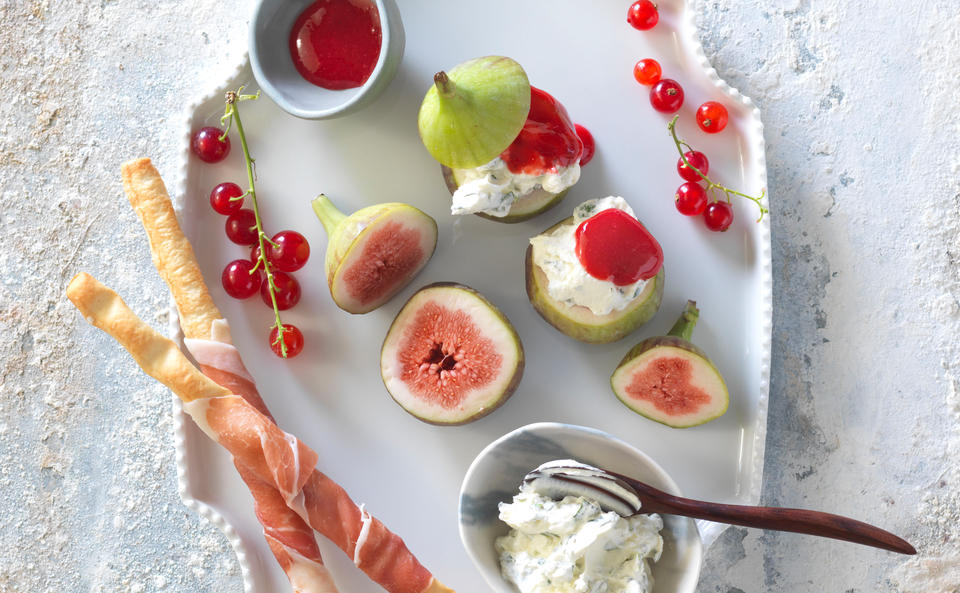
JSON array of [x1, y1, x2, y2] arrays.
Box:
[[459, 422, 703, 593], [249, 0, 405, 119]]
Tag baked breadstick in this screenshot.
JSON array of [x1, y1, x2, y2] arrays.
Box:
[[68, 272, 450, 593], [122, 158, 338, 593], [122, 158, 222, 342], [116, 159, 452, 593], [66, 272, 228, 402]]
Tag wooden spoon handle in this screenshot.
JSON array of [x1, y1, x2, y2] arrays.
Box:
[[624, 478, 915, 555]]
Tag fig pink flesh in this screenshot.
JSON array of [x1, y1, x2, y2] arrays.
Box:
[[625, 356, 711, 415], [342, 221, 424, 306], [394, 301, 503, 409]]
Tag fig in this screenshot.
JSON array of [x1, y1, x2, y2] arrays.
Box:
[[441, 165, 568, 223], [525, 212, 664, 344], [418, 56, 531, 169], [380, 283, 524, 425], [610, 301, 729, 428], [311, 195, 437, 314]]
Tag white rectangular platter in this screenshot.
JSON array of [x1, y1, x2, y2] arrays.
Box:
[[174, 0, 770, 591]]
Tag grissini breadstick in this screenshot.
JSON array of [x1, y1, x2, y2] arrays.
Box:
[[68, 272, 452, 593], [66, 272, 228, 402], [122, 157, 223, 343], [116, 158, 453, 593], [120, 158, 338, 593]]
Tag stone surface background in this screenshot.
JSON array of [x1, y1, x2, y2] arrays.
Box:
[[0, 0, 957, 592]]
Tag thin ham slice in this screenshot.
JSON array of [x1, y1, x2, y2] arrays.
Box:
[[185, 337, 336, 593], [185, 336, 448, 593]]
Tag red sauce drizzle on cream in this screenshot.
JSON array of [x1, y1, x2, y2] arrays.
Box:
[[500, 87, 584, 176], [289, 0, 382, 90]]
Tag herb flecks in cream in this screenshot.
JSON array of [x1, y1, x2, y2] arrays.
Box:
[[496, 489, 662, 593], [451, 158, 580, 217], [530, 197, 650, 315]]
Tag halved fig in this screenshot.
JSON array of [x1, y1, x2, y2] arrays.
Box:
[[441, 165, 568, 223], [380, 283, 524, 425], [312, 195, 437, 314], [418, 56, 531, 169], [525, 216, 664, 343], [611, 301, 728, 428]]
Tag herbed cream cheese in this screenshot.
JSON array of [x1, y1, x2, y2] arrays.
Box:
[[450, 157, 581, 217], [529, 197, 650, 316], [496, 490, 663, 593]]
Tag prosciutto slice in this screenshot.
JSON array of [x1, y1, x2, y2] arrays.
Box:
[[185, 336, 448, 593], [185, 336, 336, 593]]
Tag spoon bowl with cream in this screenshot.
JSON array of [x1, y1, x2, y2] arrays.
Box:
[[459, 422, 703, 593]]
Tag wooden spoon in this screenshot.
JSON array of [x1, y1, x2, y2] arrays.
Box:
[[525, 461, 916, 555]]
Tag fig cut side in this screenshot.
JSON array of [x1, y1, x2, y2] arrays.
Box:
[[441, 165, 568, 224], [380, 283, 524, 425], [525, 217, 664, 343], [312, 195, 438, 314], [610, 301, 729, 428]]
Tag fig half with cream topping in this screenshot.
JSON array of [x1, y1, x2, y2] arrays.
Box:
[[380, 283, 524, 425], [312, 195, 437, 314], [611, 300, 729, 427], [525, 198, 664, 343]]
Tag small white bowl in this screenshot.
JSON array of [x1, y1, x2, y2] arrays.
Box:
[[459, 422, 703, 593], [249, 0, 405, 119]]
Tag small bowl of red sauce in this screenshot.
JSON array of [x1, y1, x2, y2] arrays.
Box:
[[250, 0, 404, 119]]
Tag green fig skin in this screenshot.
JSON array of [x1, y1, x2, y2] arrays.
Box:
[[380, 282, 524, 426], [312, 195, 438, 314], [524, 217, 664, 343], [418, 56, 531, 170], [441, 165, 568, 223], [610, 301, 729, 428]]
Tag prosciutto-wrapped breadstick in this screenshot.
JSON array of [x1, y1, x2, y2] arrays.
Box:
[[118, 160, 336, 593], [67, 273, 452, 593], [103, 158, 452, 593]]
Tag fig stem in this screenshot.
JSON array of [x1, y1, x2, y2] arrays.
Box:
[[667, 300, 699, 342], [312, 194, 347, 234], [434, 71, 456, 99]]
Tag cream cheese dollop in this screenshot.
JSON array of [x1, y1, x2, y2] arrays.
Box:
[[495, 488, 663, 593], [450, 157, 580, 217], [529, 196, 650, 316]]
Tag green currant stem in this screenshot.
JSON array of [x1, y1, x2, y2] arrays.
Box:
[[668, 115, 768, 223], [223, 88, 289, 358]]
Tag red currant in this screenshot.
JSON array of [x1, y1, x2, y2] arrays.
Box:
[[703, 201, 734, 231], [225, 209, 258, 245], [250, 244, 262, 264], [263, 271, 301, 310], [649, 79, 684, 113], [210, 182, 244, 215], [221, 259, 261, 299], [627, 0, 659, 30], [696, 101, 729, 133], [675, 182, 708, 216], [268, 231, 311, 272], [633, 59, 662, 86], [574, 124, 595, 166], [270, 324, 304, 358], [191, 126, 230, 163], [677, 151, 709, 182]]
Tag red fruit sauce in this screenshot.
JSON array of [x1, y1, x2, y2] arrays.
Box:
[[500, 87, 584, 176], [289, 0, 382, 90], [574, 123, 595, 166], [575, 208, 663, 286]]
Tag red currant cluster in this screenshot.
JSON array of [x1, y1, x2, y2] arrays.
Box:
[[191, 122, 309, 358], [632, 59, 729, 133], [625, 5, 765, 232], [674, 151, 733, 231]]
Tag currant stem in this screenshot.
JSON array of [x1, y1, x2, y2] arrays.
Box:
[[223, 88, 289, 357], [668, 115, 768, 222]]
